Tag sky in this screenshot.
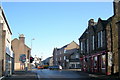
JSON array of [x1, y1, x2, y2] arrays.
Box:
[[2, 2, 113, 60]]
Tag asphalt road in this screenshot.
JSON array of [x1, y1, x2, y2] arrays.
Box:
[[32, 69, 91, 80]]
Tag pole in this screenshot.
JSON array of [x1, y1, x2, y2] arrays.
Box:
[[31, 38, 35, 55]]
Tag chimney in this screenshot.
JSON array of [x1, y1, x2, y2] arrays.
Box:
[[88, 19, 95, 26], [19, 34, 25, 43], [113, 0, 120, 16]]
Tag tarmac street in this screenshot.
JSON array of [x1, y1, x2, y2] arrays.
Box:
[[2, 69, 120, 80]]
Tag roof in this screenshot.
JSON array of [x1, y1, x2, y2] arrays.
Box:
[[12, 38, 31, 50], [98, 18, 108, 28], [0, 6, 12, 34]]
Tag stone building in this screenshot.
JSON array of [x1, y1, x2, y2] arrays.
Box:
[[0, 6, 13, 77], [69, 52, 80, 69], [116, 20, 120, 76], [104, 0, 120, 75], [42, 57, 53, 66], [53, 41, 79, 69], [12, 34, 31, 71], [79, 0, 120, 75]]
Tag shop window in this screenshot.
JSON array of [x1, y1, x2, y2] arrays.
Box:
[[71, 64, 75, 68], [94, 56, 97, 68], [76, 64, 80, 68], [101, 55, 106, 68]]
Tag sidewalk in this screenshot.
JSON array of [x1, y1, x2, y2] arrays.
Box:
[[2, 71, 38, 80], [77, 71, 120, 79], [62, 69, 120, 79]]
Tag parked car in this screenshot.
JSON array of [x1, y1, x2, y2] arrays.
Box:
[[49, 65, 62, 70], [37, 65, 44, 69]]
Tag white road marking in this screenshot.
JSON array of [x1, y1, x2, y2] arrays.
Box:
[[37, 74, 41, 80]]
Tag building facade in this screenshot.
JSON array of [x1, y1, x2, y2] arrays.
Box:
[[69, 52, 80, 69], [32, 55, 42, 68], [12, 34, 31, 71], [53, 41, 80, 69], [0, 6, 13, 77], [42, 57, 53, 66], [79, 0, 120, 75]]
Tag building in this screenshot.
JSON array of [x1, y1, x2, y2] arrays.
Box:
[[116, 20, 120, 77], [32, 55, 42, 68], [69, 52, 80, 69], [0, 6, 13, 77], [79, 18, 109, 74], [12, 34, 31, 71], [79, 0, 120, 75], [49, 57, 53, 66], [53, 41, 79, 69], [42, 57, 53, 66]]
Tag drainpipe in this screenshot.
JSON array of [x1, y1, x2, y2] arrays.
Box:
[[116, 21, 120, 77]]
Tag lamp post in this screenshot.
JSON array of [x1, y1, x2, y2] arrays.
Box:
[[31, 38, 35, 51], [28, 38, 35, 70]]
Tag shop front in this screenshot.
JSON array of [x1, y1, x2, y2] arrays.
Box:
[[5, 46, 13, 76], [80, 51, 113, 75], [92, 51, 108, 74]]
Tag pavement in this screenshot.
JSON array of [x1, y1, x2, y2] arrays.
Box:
[[62, 69, 120, 79], [2, 71, 38, 80]]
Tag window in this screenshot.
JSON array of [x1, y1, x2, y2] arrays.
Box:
[[71, 64, 75, 68], [64, 56, 66, 60], [83, 41, 85, 53], [87, 39, 89, 53], [101, 55, 105, 68], [98, 32, 100, 48], [60, 57, 61, 60], [94, 56, 97, 68], [92, 35, 95, 50], [64, 49, 66, 53], [98, 31, 103, 48], [76, 54, 79, 58], [76, 64, 80, 68], [63, 63, 64, 67], [56, 58, 57, 61], [60, 51, 62, 54], [80, 42, 83, 51]]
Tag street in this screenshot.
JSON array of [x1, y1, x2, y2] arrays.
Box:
[[32, 69, 90, 79], [2, 69, 93, 80], [2, 69, 120, 80]]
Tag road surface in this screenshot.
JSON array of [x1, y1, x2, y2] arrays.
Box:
[[32, 69, 91, 80]]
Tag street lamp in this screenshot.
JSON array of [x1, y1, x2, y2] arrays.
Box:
[[29, 38, 35, 70], [31, 38, 35, 50]]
